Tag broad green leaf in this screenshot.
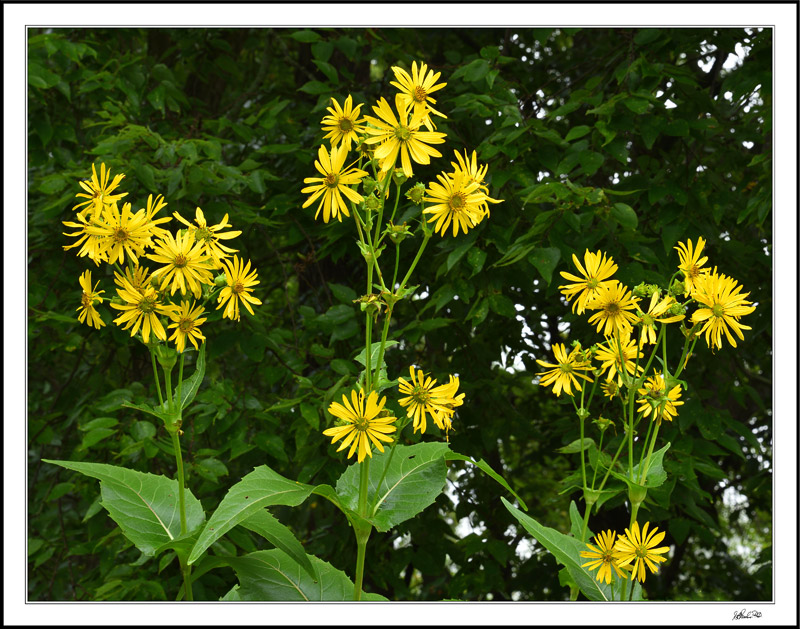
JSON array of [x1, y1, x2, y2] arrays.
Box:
[[488, 293, 516, 318], [502, 498, 616, 601], [226, 549, 387, 601], [610, 442, 671, 489], [568, 500, 593, 542], [445, 450, 527, 510], [565, 125, 591, 142], [336, 442, 449, 532], [175, 344, 206, 410], [528, 247, 561, 284], [187, 465, 314, 564], [44, 460, 204, 556], [353, 340, 398, 367], [290, 29, 322, 43], [611, 202, 638, 230], [557, 437, 596, 454], [240, 509, 315, 579]]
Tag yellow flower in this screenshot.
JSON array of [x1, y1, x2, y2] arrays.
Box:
[[173, 207, 241, 268], [586, 281, 640, 338], [422, 170, 486, 237], [301, 144, 368, 223], [362, 94, 446, 177], [559, 250, 618, 314], [85, 201, 160, 266], [594, 336, 644, 386], [450, 150, 503, 219], [142, 194, 173, 241], [636, 372, 684, 424], [216, 255, 262, 321], [397, 367, 464, 435], [114, 263, 154, 294], [110, 278, 172, 344], [601, 379, 620, 400], [636, 291, 685, 345], [76, 270, 105, 329], [675, 236, 709, 296], [535, 343, 594, 397], [147, 230, 214, 298], [167, 300, 207, 353], [690, 269, 756, 350], [73, 163, 127, 219], [323, 389, 397, 463], [389, 60, 447, 131], [62, 213, 108, 265], [321, 95, 366, 151], [614, 521, 670, 582], [580, 530, 629, 584]]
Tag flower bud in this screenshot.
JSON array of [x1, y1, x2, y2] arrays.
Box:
[[392, 171, 409, 186], [214, 273, 228, 288], [362, 176, 378, 196], [364, 194, 381, 211], [386, 221, 412, 245], [405, 182, 426, 205], [669, 279, 685, 297], [632, 282, 649, 298]]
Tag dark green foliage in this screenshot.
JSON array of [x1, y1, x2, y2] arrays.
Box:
[[28, 27, 771, 601]]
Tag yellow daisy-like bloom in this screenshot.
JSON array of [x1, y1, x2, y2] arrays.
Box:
[[586, 281, 640, 338], [76, 270, 105, 329], [559, 250, 618, 314], [594, 336, 644, 386], [450, 150, 503, 219], [148, 230, 214, 298], [601, 379, 620, 400], [301, 144, 368, 223], [321, 95, 366, 151], [114, 263, 154, 294], [580, 530, 629, 584], [110, 278, 171, 344], [435, 375, 465, 439], [216, 255, 262, 321], [362, 93, 446, 177], [636, 372, 684, 424], [535, 343, 594, 397], [390, 60, 448, 131], [174, 207, 241, 268], [167, 300, 207, 353], [323, 389, 397, 463], [142, 194, 172, 241], [62, 214, 108, 265], [86, 201, 168, 266], [636, 291, 685, 345], [614, 521, 670, 583], [397, 367, 463, 435], [422, 170, 487, 237], [690, 269, 756, 350], [675, 236, 709, 297], [73, 163, 127, 219]]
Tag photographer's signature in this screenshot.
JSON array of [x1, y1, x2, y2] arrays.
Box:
[[733, 609, 762, 620]]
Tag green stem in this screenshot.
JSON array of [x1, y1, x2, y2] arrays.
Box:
[[150, 347, 165, 408], [397, 231, 431, 294], [673, 335, 698, 379], [170, 429, 192, 601], [364, 264, 374, 392], [164, 365, 174, 413], [591, 431, 604, 489], [372, 307, 394, 391], [176, 353, 185, 410], [580, 503, 592, 543], [637, 413, 654, 473], [392, 243, 400, 289], [597, 430, 627, 492], [353, 457, 372, 601], [638, 421, 661, 485]]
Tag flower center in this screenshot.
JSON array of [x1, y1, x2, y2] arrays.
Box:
[[641, 313, 655, 326], [112, 227, 129, 243], [412, 385, 431, 405], [339, 118, 353, 132], [325, 172, 339, 188], [354, 415, 369, 432], [711, 304, 725, 317], [195, 227, 212, 242], [233, 280, 245, 295], [174, 254, 188, 268], [81, 293, 93, 308], [586, 277, 600, 289], [449, 192, 467, 212], [413, 85, 427, 103], [179, 318, 195, 333], [687, 265, 700, 279], [394, 125, 411, 142], [605, 302, 620, 314], [558, 363, 574, 374], [139, 296, 157, 314], [635, 546, 648, 559]]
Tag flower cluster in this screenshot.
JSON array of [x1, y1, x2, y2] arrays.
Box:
[[580, 521, 669, 584], [322, 367, 465, 462], [65, 164, 262, 352], [535, 239, 756, 424], [302, 60, 502, 236]]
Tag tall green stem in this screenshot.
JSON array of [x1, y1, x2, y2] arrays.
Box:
[[353, 457, 372, 601], [150, 347, 164, 408], [638, 422, 661, 484], [170, 430, 192, 601], [364, 264, 374, 392], [397, 231, 431, 293], [176, 353, 185, 410]]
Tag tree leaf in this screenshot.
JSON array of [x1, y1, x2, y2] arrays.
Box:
[[528, 247, 561, 284], [43, 460, 204, 556], [445, 449, 527, 510], [187, 465, 313, 564], [240, 509, 315, 579], [611, 202, 638, 230], [335, 442, 449, 533], [353, 340, 398, 367], [565, 125, 591, 141], [226, 549, 387, 601]]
